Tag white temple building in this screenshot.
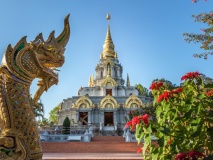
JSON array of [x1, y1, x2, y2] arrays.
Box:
[[58, 14, 153, 134]]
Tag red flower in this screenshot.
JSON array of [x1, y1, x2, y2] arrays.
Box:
[[181, 71, 201, 81], [149, 82, 163, 90], [124, 121, 132, 128], [125, 116, 141, 130], [206, 89, 213, 96], [141, 114, 149, 126], [175, 151, 205, 160], [171, 87, 183, 94], [131, 116, 141, 130], [188, 150, 205, 159], [157, 91, 171, 103], [125, 114, 150, 130], [175, 152, 187, 160], [136, 147, 142, 154], [166, 138, 172, 146]]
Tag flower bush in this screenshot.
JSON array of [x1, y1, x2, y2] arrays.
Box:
[[126, 72, 213, 160]]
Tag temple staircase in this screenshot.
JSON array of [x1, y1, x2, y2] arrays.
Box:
[[42, 136, 143, 160]]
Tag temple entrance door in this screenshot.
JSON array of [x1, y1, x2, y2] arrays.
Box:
[[106, 89, 112, 96], [104, 112, 113, 126], [79, 112, 88, 125]]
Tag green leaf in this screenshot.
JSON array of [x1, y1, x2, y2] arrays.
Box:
[[196, 77, 202, 85], [144, 134, 151, 145], [198, 93, 205, 100], [191, 125, 201, 137], [160, 127, 170, 135], [136, 132, 144, 144], [207, 141, 213, 151], [207, 127, 213, 141], [190, 118, 201, 126], [142, 142, 148, 155], [184, 109, 193, 119], [158, 136, 165, 147]]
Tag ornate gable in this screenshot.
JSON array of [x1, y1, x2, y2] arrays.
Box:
[[101, 76, 118, 86], [99, 94, 119, 108], [72, 95, 93, 108], [123, 94, 144, 108]]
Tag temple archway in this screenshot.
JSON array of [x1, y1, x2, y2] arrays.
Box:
[[123, 94, 144, 108], [72, 95, 93, 108], [99, 94, 119, 108]]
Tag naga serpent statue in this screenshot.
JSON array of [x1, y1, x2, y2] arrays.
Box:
[[0, 15, 70, 159]]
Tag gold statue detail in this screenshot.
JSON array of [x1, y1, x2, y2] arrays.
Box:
[[0, 14, 70, 159]]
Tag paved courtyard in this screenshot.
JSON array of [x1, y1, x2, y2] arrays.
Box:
[[42, 153, 142, 160]]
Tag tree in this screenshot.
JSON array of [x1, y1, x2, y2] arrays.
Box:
[[62, 117, 70, 134], [49, 103, 61, 124], [184, 2, 213, 59], [152, 78, 177, 90], [135, 84, 149, 96], [127, 72, 213, 159], [36, 118, 49, 127], [31, 98, 44, 119]]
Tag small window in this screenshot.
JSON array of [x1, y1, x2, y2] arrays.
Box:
[[101, 71, 103, 78]]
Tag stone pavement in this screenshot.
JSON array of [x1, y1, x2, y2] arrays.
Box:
[[42, 153, 142, 160]]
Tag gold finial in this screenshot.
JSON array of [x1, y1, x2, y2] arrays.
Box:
[[101, 13, 117, 59], [88, 75, 92, 87], [106, 13, 111, 21]]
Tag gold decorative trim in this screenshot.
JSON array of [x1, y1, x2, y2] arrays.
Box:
[[72, 95, 93, 108], [99, 94, 119, 108], [123, 94, 144, 108], [101, 76, 117, 86]]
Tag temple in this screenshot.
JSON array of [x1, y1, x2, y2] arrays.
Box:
[[58, 13, 153, 134]]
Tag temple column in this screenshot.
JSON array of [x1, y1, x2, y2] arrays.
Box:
[[117, 68, 120, 77], [111, 66, 114, 77], [76, 112, 79, 124], [104, 66, 107, 77], [88, 111, 91, 125], [113, 111, 117, 124], [100, 111, 104, 124]]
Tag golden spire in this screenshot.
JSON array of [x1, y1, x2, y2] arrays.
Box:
[[88, 75, 94, 87], [91, 75, 94, 85], [88, 75, 91, 86], [126, 73, 130, 87], [115, 51, 118, 59], [101, 13, 116, 59]]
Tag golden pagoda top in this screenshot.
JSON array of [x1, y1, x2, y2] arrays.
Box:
[[101, 13, 117, 59]]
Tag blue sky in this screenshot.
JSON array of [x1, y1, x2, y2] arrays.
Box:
[[0, 0, 213, 119]]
